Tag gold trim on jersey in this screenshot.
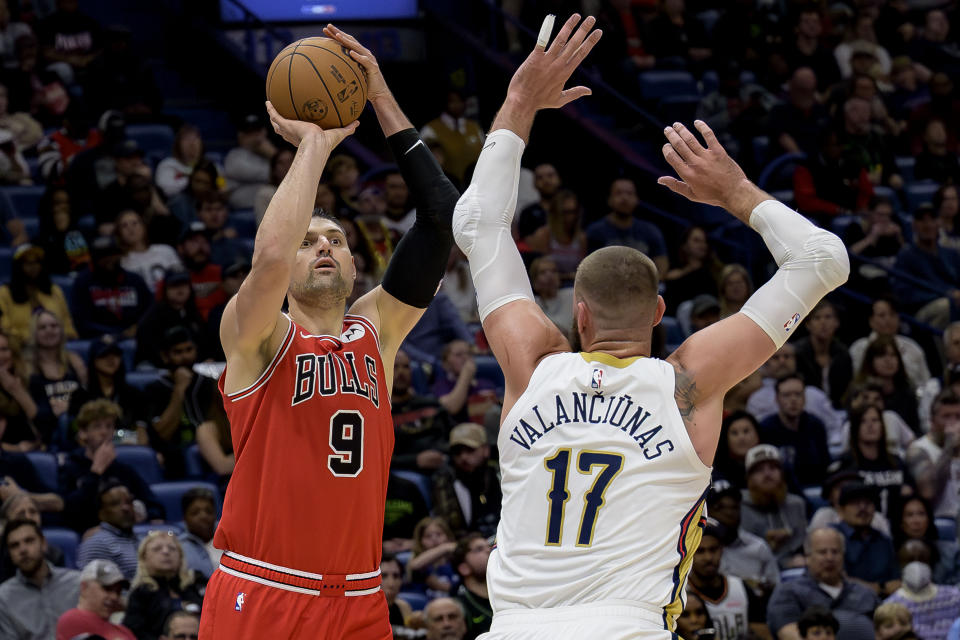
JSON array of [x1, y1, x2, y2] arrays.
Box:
[[579, 352, 644, 368], [663, 498, 707, 632]]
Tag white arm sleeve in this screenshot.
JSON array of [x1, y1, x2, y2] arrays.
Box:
[[740, 199, 850, 348], [452, 129, 535, 322]]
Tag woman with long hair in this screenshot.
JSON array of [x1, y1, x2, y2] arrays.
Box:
[[155, 124, 206, 198], [890, 495, 960, 586], [167, 160, 222, 225], [854, 335, 920, 433], [25, 309, 87, 443], [664, 225, 723, 314], [0, 329, 40, 451], [253, 147, 294, 225], [713, 410, 761, 489], [717, 264, 753, 318], [115, 209, 182, 294], [0, 244, 77, 350], [35, 186, 90, 274], [195, 417, 234, 480], [545, 189, 586, 285], [122, 531, 205, 640]]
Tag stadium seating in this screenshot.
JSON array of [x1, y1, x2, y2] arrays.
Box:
[[935, 517, 956, 542], [638, 71, 697, 100], [184, 444, 213, 479], [231, 209, 257, 237], [43, 528, 79, 569], [126, 124, 175, 156], [115, 446, 165, 485], [118, 339, 137, 371], [474, 355, 504, 390], [0, 246, 12, 280], [397, 591, 428, 611], [66, 339, 93, 364], [134, 522, 182, 537], [50, 274, 75, 304], [126, 371, 165, 391], [391, 470, 432, 512], [25, 451, 59, 492], [150, 481, 221, 522], [905, 181, 940, 211], [757, 152, 806, 191], [0, 184, 45, 220]]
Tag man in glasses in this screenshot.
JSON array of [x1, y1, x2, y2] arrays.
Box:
[[160, 611, 199, 640], [56, 558, 135, 640]]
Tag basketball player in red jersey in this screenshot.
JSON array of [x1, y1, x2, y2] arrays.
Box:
[[198, 29, 460, 640]]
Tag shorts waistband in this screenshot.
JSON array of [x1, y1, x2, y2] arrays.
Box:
[[218, 551, 381, 597], [492, 601, 666, 628]]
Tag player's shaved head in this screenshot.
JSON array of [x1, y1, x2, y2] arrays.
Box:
[[574, 246, 660, 329]]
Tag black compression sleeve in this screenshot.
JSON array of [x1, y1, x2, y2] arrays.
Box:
[[381, 128, 461, 308]]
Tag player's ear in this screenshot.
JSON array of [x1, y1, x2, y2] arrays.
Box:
[[652, 295, 666, 327]]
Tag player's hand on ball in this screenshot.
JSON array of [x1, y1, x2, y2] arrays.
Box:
[[265, 100, 358, 151], [322, 24, 390, 103], [658, 120, 749, 208], [507, 13, 602, 111]]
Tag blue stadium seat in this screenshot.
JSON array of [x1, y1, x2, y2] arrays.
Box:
[[905, 181, 939, 212], [66, 339, 93, 364], [751, 136, 770, 167], [134, 523, 182, 537], [77, 215, 96, 235], [409, 360, 432, 396], [50, 275, 75, 305], [150, 481, 221, 522], [935, 517, 956, 542], [391, 470, 432, 512], [474, 355, 504, 389], [638, 71, 697, 100], [780, 567, 805, 582], [769, 189, 795, 208], [126, 371, 164, 391], [894, 156, 915, 184], [126, 124, 175, 156], [118, 339, 136, 371], [661, 316, 685, 352], [397, 591, 428, 611], [115, 446, 164, 485], [757, 152, 806, 191], [184, 444, 211, 478], [25, 451, 58, 492], [231, 208, 257, 238], [831, 215, 858, 235], [700, 70, 718, 95], [696, 9, 721, 36], [873, 185, 900, 213], [1, 185, 45, 219], [802, 486, 828, 512], [43, 528, 79, 569], [22, 216, 38, 238]]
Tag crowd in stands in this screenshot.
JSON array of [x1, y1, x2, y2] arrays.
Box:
[[0, 0, 957, 639]]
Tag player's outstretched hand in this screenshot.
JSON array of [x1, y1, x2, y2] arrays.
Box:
[[507, 13, 602, 111], [266, 100, 358, 151], [658, 120, 750, 208], [322, 24, 390, 103]]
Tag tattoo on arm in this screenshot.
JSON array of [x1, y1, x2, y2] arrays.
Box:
[[674, 366, 698, 428]]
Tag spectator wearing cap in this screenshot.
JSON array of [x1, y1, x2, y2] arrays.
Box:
[[0, 519, 80, 637], [224, 113, 275, 209], [687, 518, 770, 640], [0, 243, 77, 350], [176, 221, 225, 320], [767, 527, 878, 640], [71, 235, 152, 339], [69, 337, 147, 435], [706, 480, 779, 596], [831, 482, 901, 597], [56, 559, 135, 640], [453, 532, 492, 640], [793, 300, 854, 412], [759, 372, 832, 488], [144, 326, 223, 478], [688, 294, 720, 335], [0, 495, 65, 580], [194, 191, 246, 268], [61, 399, 164, 533], [204, 261, 249, 362], [116, 209, 182, 294], [134, 269, 206, 369], [810, 468, 891, 535], [740, 444, 808, 568], [177, 488, 219, 580], [98, 139, 147, 223], [530, 256, 573, 333], [76, 481, 141, 580], [586, 177, 668, 278], [892, 205, 960, 331], [432, 423, 501, 539]]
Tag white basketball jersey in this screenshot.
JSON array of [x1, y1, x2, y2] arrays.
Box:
[[692, 576, 750, 640], [487, 352, 712, 632]]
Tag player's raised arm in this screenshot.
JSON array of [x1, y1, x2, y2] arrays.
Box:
[[324, 24, 460, 360], [452, 14, 601, 411], [660, 120, 849, 464], [220, 104, 357, 385]]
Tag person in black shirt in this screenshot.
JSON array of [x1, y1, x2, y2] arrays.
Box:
[[135, 270, 207, 369], [453, 533, 492, 640], [794, 300, 854, 410], [383, 473, 429, 555], [391, 349, 453, 473], [68, 337, 148, 440]]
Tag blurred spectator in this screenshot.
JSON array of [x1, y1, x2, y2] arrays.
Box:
[[769, 68, 830, 158], [910, 9, 960, 78], [586, 177, 667, 276], [452, 533, 491, 640], [663, 225, 720, 314], [676, 591, 715, 640], [906, 389, 960, 519], [797, 607, 838, 640], [853, 336, 921, 433], [407, 516, 458, 598], [61, 399, 162, 532], [0, 1, 31, 70], [37, 0, 100, 82], [122, 531, 205, 640], [82, 25, 160, 117], [643, 0, 711, 69], [0, 81, 41, 150], [381, 169, 413, 235], [5, 33, 69, 127], [203, 260, 248, 362], [546, 189, 586, 285], [766, 528, 878, 640], [98, 139, 149, 224], [326, 153, 360, 216], [687, 519, 769, 639], [746, 343, 843, 445], [159, 611, 199, 640], [0, 126, 29, 184], [696, 61, 774, 158], [175, 222, 225, 320], [381, 553, 414, 633], [593, 0, 655, 82], [717, 264, 752, 319], [401, 292, 473, 366], [26, 309, 87, 441], [116, 209, 183, 294], [35, 186, 90, 275], [794, 130, 874, 222], [391, 349, 453, 473], [433, 341, 496, 425], [0, 328, 40, 451], [0, 495, 64, 580], [794, 300, 854, 410], [530, 256, 573, 333], [134, 269, 204, 368], [739, 444, 807, 568], [850, 298, 932, 391], [58, 109, 123, 209], [914, 120, 960, 185], [194, 416, 233, 484], [0, 520, 79, 638], [887, 57, 929, 125], [224, 114, 275, 209], [784, 8, 841, 91], [834, 14, 892, 79], [195, 192, 245, 268], [723, 370, 763, 417], [56, 558, 135, 640], [432, 423, 500, 540], [440, 249, 478, 325], [424, 597, 466, 640], [831, 482, 901, 597], [167, 161, 221, 226], [689, 295, 720, 337], [893, 205, 960, 331], [706, 480, 779, 596], [844, 196, 904, 296], [908, 73, 960, 156], [890, 495, 960, 586], [383, 472, 428, 554], [0, 243, 77, 349], [70, 337, 147, 435], [759, 373, 832, 487], [252, 147, 292, 225], [516, 163, 562, 256], [144, 326, 221, 478], [177, 487, 219, 580], [810, 468, 891, 536], [840, 97, 902, 189], [936, 185, 959, 252], [156, 124, 206, 199], [713, 410, 761, 489], [72, 235, 152, 339], [420, 90, 484, 185], [883, 548, 960, 640], [76, 480, 140, 579], [873, 602, 915, 640], [354, 202, 394, 278]]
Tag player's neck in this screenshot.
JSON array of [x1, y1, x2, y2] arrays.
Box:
[[287, 300, 347, 337], [581, 332, 651, 359]]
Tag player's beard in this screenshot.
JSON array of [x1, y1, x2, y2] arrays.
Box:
[[289, 266, 352, 308]]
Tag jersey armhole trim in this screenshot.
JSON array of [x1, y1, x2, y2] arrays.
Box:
[[344, 313, 381, 351], [225, 315, 295, 401]]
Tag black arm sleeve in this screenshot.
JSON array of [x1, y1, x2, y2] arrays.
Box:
[[381, 128, 461, 308]]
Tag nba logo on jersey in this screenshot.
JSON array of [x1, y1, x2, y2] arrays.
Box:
[[235, 592, 246, 612], [783, 312, 801, 333], [591, 368, 603, 390]]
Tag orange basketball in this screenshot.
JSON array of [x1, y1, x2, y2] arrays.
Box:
[[266, 37, 368, 129]]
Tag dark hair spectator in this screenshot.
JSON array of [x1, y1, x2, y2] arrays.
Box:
[[0, 243, 77, 350], [35, 186, 91, 275], [156, 124, 206, 199]]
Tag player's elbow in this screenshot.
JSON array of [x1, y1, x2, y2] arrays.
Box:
[[802, 228, 849, 292], [452, 191, 482, 258]]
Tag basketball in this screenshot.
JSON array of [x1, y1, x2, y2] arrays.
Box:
[[266, 37, 367, 130]]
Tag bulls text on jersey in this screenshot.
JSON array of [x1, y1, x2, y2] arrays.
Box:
[[291, 350, 381, 408]]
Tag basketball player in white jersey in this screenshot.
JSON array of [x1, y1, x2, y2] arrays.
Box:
[[450, 13, 850, 640]]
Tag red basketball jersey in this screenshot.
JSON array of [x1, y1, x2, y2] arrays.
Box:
[[214, 313, 393, 574]]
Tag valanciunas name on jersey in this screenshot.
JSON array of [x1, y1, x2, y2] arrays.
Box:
[[507, 392, 674, 460], [291, 351, 381, 408]]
